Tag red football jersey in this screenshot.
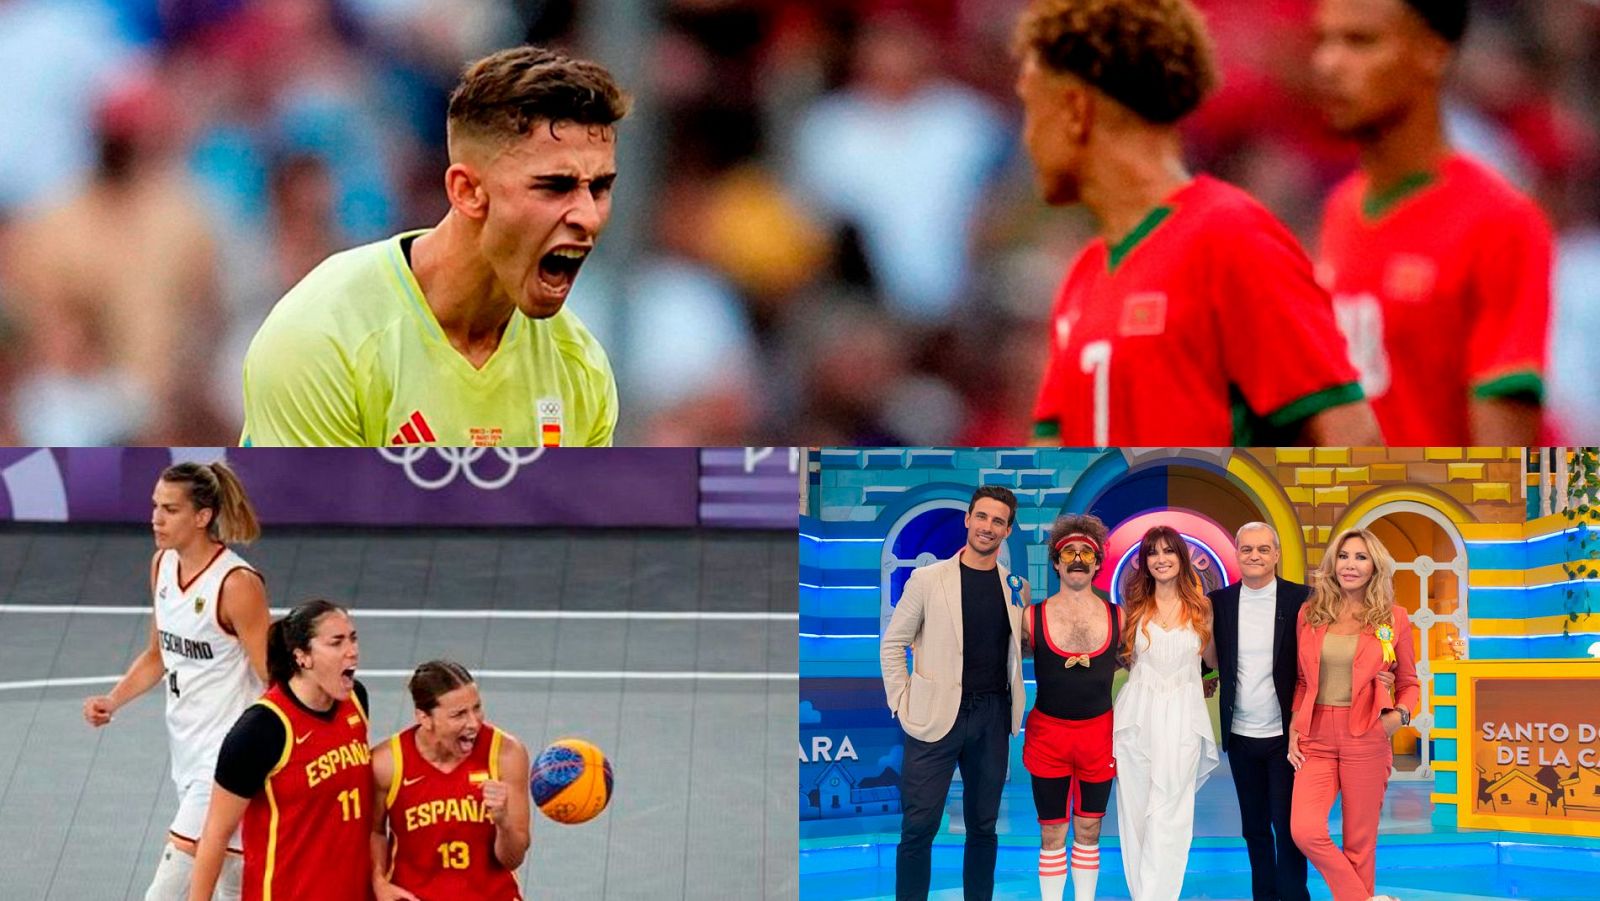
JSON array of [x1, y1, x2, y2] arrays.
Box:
[[242, 683, 372, 901], [384, 723, 523, 901], [1318, 153, 1552, 444], [1033, 176, 1362, 445]]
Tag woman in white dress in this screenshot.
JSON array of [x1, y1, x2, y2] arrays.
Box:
[[1112, 525, 1220, 901]]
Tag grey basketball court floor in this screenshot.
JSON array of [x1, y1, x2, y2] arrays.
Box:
[[0, 524, 797, 900]]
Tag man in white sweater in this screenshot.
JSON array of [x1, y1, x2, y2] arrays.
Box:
[[1208, 522, 1311, 901]]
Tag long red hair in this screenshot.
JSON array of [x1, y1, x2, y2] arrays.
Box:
[[1120, 525, 1212, 662]]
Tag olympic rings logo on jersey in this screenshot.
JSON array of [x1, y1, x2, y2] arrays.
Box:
[[377, 447, 546, 490]]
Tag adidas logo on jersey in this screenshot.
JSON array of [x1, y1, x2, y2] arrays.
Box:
[[390, 411, 437, 446]]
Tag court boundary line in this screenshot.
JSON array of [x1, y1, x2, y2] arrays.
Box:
[[0, 669, 799, 693], [0, 605, 795, 621]]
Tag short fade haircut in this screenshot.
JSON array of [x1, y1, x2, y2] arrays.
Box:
[[1401, 0, 1469, 44], [969, 485, 1019, 524], [447, 45, 631, 148], [1048, 513, 1109, 562], [1015, 0, 1217, 125]]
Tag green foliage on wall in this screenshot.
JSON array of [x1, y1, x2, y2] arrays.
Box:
[[1562, 447, 1600, 636]]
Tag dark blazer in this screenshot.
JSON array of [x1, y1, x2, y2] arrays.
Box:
[[1209, 578, 1309, 753]]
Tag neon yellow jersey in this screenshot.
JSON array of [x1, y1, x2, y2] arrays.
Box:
[[241, 231, 617, 447]]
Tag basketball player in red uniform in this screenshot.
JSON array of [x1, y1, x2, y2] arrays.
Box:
[[369, 660, 532, 901], [1015, 0, 1382, 445], [83, 461, 268, 901], [1021, 514, 1122, 901], [1313, 0, 1552, 444], [188, 600, 370, 901]]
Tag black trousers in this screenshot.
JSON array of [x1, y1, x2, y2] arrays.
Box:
[[1228, 732, 1310, 901], [895, 691, 1010, 901]]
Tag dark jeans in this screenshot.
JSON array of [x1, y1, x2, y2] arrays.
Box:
[[1228, 732, 1310, 901], [896, 691, 1010, 901]]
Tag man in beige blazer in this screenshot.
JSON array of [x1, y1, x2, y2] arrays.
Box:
[[880, 485, 1029, 901]]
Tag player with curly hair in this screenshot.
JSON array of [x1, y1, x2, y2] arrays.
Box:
[[1015, 0, 1381, 447], [1020, 514, 1121, 901]]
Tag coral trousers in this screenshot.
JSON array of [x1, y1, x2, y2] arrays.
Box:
[[1290, 704, 1392, 901]]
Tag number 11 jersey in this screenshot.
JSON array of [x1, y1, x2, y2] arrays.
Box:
[[1032, 176, 1363, 445], [239, 682, 371, 901]]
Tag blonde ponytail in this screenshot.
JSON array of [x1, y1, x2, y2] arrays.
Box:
[[158, 461, 261, 545], [208, 461, 261, 545]]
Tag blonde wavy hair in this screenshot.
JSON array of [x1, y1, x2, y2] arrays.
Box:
[[1304, 528, 1396, 629], [1120, 525, 1211, 662]]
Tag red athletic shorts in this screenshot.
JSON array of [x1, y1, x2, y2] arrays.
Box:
[[1023, 708, 1115, 822], [1022, 707, 1115, 781]]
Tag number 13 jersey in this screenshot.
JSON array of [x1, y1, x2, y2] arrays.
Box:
[[384, 722, 523, 901], [1032, 176, 1363, 445]]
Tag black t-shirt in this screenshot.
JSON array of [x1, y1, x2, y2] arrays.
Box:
[[214, 680, 369, 798], [959, 562, 1010, 698]]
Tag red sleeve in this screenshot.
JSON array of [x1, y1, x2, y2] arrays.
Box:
[[1291, 606, 1309, 735], [1031, 266, 1081, 442], [1218, 208, 1364, 429], [1467, 197, 1552, 400]]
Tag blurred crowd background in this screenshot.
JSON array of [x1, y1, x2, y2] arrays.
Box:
[[0, 0, 1596, 446]]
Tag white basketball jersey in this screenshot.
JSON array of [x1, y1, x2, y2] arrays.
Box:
[[153, 546, 265, 787]]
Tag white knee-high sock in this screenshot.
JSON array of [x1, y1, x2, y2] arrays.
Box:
[[1038, 847, 1068, 901], [1070, 841, 1100, 901]]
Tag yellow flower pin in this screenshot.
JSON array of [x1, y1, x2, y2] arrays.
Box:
[[1375, 624, 1396, 664]]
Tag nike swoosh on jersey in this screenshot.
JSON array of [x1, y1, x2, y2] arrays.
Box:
[[402, 776, 425, 787], [294, 732, 310, 745]]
